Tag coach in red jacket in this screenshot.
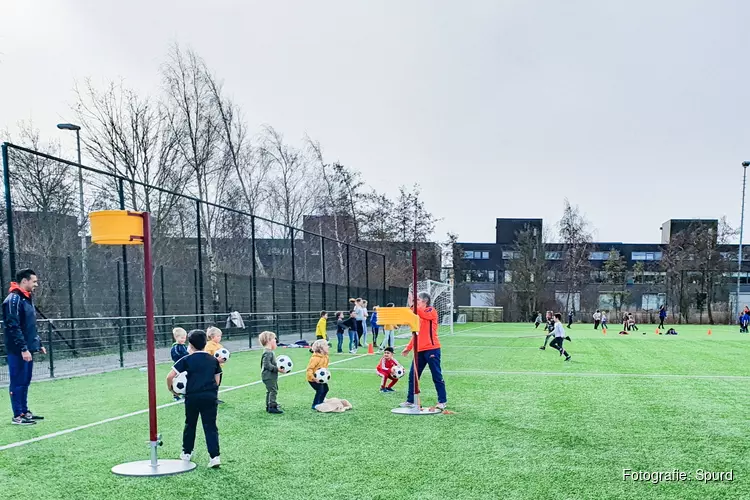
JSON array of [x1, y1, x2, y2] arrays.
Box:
[[399, 292, 447, 410]]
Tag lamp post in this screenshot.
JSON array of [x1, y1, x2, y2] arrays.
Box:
[[57, 123, 87, 308], [737, 161, 750, 320]]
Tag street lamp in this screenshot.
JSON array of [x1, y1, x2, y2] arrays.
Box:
[[57, 123, 87, 307], [737, 161, 750, 320]]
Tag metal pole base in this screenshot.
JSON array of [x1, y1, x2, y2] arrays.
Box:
[[112, 459, 196, 477], [391, 406, 442, 415]]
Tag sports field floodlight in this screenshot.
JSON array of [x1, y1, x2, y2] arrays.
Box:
[[737, 162, 750, 319], [90, 210, 196, 477]]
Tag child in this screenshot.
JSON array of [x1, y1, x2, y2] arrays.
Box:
[[539, 311, 555, 350], [567, 310, 574, 328], [658, 305, 667, 330], [592, 310, 601, 330], [376, 347, 401, 392], [259, 331, 283, 414], [628, 313, 639, 332], [205, 327, 224, 356], [378, 303, 397, 352], [549, 313, 571, 361], [370, 306, 380, 347], [534, 312, 542, 329], [335, 312, 346, 353], [345, 311, 358, 354], [601, 311, 608, 330], [166, 329, 222, 468], [205, 327, 225, 404], [742, 311, 750, 333], [316, 311, 328, 342], [170, 327, 189, 401], [306, 339, 330, 410]]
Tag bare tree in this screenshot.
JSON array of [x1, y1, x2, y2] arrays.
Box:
[[507, 225, 548, 319], [602, 248, 628, 321], [557, 199, 592, 313]]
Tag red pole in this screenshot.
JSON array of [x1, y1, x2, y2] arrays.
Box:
[[141, 212, 158, 443], [411, 248, 420, 400]]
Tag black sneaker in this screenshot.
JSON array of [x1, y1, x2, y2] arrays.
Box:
[[12, 415, 35, 425], [565, 336, 571, 342], [24, 411, 44, 420], [565, 355, 571, 361], [539, 346, 546, 350], [268, 407, 284, 414], [217, 399, 225, 405]]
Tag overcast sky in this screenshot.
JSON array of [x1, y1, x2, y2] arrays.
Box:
[[2, 1, 749, 244]]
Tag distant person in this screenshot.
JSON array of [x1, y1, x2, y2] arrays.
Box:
[[370, 306, 380, 347], [315, 311, 328, 342], [567, 310, 574, 328], [354, 298, 366, 347], [592, 310, 601, 330], [658, 305, 667, 330], [539, 311, 555, 350], [170, 327, 190, 402], [259, 331, 283, 414], [534, 312, 543, 329], [550, 313, 571, 361], [601, 311, 609, 331], [3, 269, 46, 425]]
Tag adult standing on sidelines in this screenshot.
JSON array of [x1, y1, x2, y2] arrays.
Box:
[[3, 269, 46, 425], [400, 292, 447, 410]]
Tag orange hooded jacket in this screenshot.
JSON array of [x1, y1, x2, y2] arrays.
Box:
[[405, 306, 440, 353]]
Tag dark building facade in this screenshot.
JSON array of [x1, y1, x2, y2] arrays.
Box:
[[456, 218, 748, 324]]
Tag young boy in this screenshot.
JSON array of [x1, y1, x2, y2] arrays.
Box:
[[539, 311, 555, 350], [335, 312, 346, 353], [628, 313, 639, 332], [306, 339, 330, 410], [549, 313, 571, 361], [170, 328, 189, 401], [601, 311, 608, 330], [166, 329, 222, 468], [315, 311, 328, 342], [567, 310, 574, 328], [534, 312, 542, 329], [205, 327, 225, 404], [376, 347, 401, 392], [259, 331, 283, 414], [370, 306, 380, 347]]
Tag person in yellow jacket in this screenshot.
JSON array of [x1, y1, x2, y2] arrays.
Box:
[[306, 339, 330, 409], [205, 326, 226, 404], [315, 311, 328, 341]]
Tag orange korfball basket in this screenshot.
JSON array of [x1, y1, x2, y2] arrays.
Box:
[[89, 210, 145, 245]]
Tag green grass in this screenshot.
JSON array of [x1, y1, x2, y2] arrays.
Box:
[[0, 322, 749, 499]]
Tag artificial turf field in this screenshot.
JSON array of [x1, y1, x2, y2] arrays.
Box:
[[0, 322, 748, 500]]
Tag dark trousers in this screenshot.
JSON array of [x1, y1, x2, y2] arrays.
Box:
[[7, 354, 33, 417], [567, 319, 573, 328], [309, 381, 329, 408], [594, 320, 600, 330], [263, 378, 278, 408], [406, 348, 447, 404], [549, 336, 569, 357], [356, 321, 364, 345], [183, 396, 220, 458], [371, 326, 379, 346], [542, 333, 553, 347], [658, 318, 665, 329], [336, 332, 344, 353]]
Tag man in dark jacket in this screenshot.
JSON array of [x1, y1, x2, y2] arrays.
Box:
[[3, 269, 46, 425]]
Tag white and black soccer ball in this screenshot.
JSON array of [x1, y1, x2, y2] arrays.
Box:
[[173, 371, 188, 395], [214, 348, 230, 363], [391, 365, 405, 379], [314, 367, 331, 384], [277, 355, 293, 373]]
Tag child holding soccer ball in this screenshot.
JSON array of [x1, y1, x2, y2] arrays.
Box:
[[376, 347, 402, 392], [259, 331, 283, 414], [205, 327, 226, 403], [306, 339, 330, 409], [166, 329, 222, 468]]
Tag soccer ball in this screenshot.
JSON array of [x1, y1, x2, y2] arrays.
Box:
[[173, 371, 188, 394], [214, 348, 230, 363], [277, 355, 293, 373], [391, 365, 405, 379], [314, 367, 330, 384]]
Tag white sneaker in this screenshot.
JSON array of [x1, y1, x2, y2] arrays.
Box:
[[180, 452, 192, 461], [436, 403, 446, 410], [208, 456, 221, 468], [399, 402, 415, 408]]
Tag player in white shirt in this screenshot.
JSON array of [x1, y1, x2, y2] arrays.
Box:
[[550, 313, 571, 361]]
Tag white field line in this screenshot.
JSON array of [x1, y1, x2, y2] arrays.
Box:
[[0, 351, 373, 452], [331, 367, 750, 380]]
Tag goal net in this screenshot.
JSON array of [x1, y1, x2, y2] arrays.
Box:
[[406, 280, 454, 335]]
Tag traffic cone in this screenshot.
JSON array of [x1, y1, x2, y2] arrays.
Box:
[[655, 328, 660, 335], [602, 328, 607, 335], [707, 329, 712, 336], [367, 343, 374, 354]]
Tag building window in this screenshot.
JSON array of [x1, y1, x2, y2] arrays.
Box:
[[642, 293, 666, 311], [482, 251, 490, 259], [502, 251, 520, 260], [466, 270, 495, 282], [464, 251, 474, 259], [545, 251, 562, 260], [632, 251, 662, 261], [589, 252, 610, 261], [488, 270, 496, 282], [504, 271, 513, 283]]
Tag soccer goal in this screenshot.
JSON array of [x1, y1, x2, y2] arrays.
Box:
[[407, 279, 454, 335]]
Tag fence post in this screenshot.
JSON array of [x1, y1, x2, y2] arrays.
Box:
[[308, 281, 312, 311], [2, 143, 17, 279], [290, 228, 297, 334], [117, 320, 124, 368], [251, 216, 258, 314], [321, 237, 327, 311], [66, 255, 77, 356], [382, 254, 387, 305], [335, 285, 338, 310], [0, 249, 4, 291], [118, 179, 132, 348], [196, 200, 205, 316], [346, 244, 351, 302], [193, 268, 199, 329], [365, 250, 369, 295], [47, 322, 54, 378], [224, 272, 229, 314]]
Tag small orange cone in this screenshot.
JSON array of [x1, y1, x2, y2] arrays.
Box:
[[707, 329, 712, 336], [367, 343, 374, 354], [602, 328, 607, 335], [655, 328, 660, 335]]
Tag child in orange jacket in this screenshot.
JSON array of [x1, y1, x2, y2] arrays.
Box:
[[306, 339, 330, 409]]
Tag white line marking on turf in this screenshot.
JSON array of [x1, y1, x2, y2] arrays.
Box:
[[331, 367, 750, 380], [0, 351, 372, 452]]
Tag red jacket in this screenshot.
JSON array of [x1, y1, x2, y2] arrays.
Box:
[[376, 356, 399, 376], [405, 306, 441, 352]]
